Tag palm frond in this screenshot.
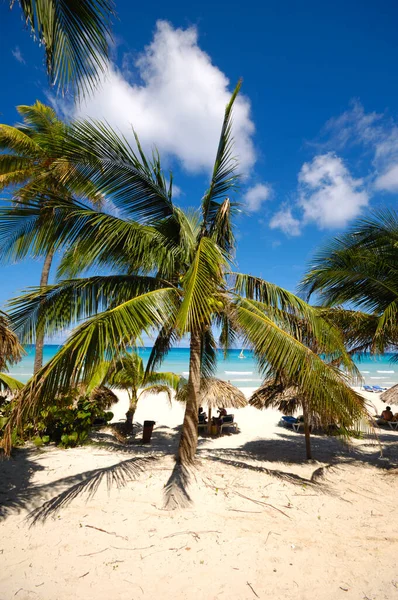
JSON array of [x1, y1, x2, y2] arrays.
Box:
[[16, 0, 114, 95], [236, 298, 369, 430], [60, 120, 174, 222], [200, 328, 218, 378], [0, 311, 24, 371], [0, 373, 24, 392], [176, 237, 227, 333], [201, 81, 241, 228], [3, 287, 178, 451], [8, 274, 169, 344]]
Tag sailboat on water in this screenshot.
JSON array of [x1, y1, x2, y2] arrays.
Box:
[[239, 349, 245, 359]]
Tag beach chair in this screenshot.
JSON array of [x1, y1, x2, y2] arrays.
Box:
[[198, 414, 208, 432], [280, 416, 298, 429], [372, 385, 387, 392], [220, 414, 238, 434], [363, 385, 374, 392]]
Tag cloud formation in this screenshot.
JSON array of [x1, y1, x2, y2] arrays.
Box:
[[320, 100, 398, 193], [244, 183, 272, 212], [269, 205, 301, 236], [12, 46, 25, 64], [74, 21, 256, 175], [270, 153, 369, 235], [298, 154, 369, 228]]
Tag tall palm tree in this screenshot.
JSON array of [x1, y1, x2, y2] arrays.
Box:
[[301, 210, 398, 358], [3, 86, 370, 459], [103, 351, 180, 432], [0, 101, 100, 373], [7, 0, 114, 95]]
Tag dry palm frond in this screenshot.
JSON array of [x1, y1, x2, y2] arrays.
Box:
[[0, 311, 24, 371], [176, 377, 247, 409], [380, 384, 398, 406]]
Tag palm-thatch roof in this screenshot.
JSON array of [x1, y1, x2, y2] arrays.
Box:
[[0, 312, 24, 371], [249, 380, 302, 414], [380, 384, 398, 406], [89, 386, 119, 410], [176, 377, 248, 409]]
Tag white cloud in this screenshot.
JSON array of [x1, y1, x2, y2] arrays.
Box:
[[244, 183, 271, 212], [12, 46, 25, 64], [320, 101, 398, 194], [298, 153, 369, 228], [269, 206, 301, 236], [74, 21, 256, 174]]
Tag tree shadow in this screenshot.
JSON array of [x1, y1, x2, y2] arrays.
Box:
[[163, 461, 194, 510], [198, 430, 398, 492], [28, 454, 159, 525], [0, 448, 45, 520]]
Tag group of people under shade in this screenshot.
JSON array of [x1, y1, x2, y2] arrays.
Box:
[[380, 406, 398, 422], [198, 406, 227, 428]]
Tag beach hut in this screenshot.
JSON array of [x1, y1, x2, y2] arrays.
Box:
[[380, 384, 398, 406], [249, 379, 315, 459], [176, 377, 248, 432]]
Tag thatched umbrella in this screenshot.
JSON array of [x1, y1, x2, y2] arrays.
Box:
[[380, 384, 398, 406], [249, 379, 316, 459], [89, 386, 119, 410], [176, 377, 248, 431]]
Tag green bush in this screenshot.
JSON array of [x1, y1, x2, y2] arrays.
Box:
[[0, 392, 114, 449]]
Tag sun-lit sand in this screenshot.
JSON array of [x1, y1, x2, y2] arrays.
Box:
[[1, 387, 397, 599]]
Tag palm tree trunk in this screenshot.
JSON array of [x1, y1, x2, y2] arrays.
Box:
[[302, 403, 312, 460], [33, 249, 54, 374], [178, 329, 201, 465], [125, 391, 138, 434]]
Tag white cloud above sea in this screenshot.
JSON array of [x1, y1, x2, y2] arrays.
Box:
[[244, 183, 272, 212], [12, 46, 25, 64], [73, 21, 256, 175]]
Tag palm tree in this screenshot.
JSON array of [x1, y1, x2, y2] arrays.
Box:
[[0, 311, 24, 393], [301, 209, 398, 358], [103, 351, 180, 433], [3, 85, 370, 460], [0, 101, 100, 373], [7, 0, 114, 95]]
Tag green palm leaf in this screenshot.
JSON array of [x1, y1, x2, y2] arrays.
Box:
[[236, 298, 369, 430], [201, 80, 241, 228], [15, 0, 114, 95]]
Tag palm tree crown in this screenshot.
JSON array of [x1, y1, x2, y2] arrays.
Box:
[[3, 85, 370, 459]]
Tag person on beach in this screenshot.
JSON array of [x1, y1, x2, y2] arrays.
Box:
[[198, 407, 207, 424], [381, 406, 393, 421]]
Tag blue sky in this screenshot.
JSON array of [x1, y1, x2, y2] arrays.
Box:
[[1, 0, 398, 317]]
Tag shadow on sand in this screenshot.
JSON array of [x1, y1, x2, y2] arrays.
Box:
[[1, 426, 396, 525]]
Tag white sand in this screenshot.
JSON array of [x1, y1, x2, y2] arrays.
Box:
[[1, 387, 398, 600]]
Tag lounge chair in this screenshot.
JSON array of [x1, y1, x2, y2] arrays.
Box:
[[363, 385, 374, 392], [372, 385, 387, 392], [198, 414, 208, 432], [220, 414, 238, 434], [280, 416, 298, 428]]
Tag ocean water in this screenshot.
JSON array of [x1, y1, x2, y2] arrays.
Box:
[[6, 345, 398, 389]]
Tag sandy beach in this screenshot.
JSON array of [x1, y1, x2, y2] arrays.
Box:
[[1, 388, 398, 600]]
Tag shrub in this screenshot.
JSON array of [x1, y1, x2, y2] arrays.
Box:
[[0, 391, 114, 449]]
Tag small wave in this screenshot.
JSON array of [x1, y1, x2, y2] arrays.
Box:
[[225, 371, 253, 375], [361, 371, 370, 373], [228, 378, 258, 382], [181, 372, 189, 376], [370, 377, 388, 380], [377, 370, 395, 373]]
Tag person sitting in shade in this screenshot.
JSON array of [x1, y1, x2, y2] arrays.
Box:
[[198, 406, 207, 424], [381, 406, 394, 421]]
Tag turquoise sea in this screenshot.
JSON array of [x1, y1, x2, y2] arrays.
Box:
[[7, 345, 398, 389]]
